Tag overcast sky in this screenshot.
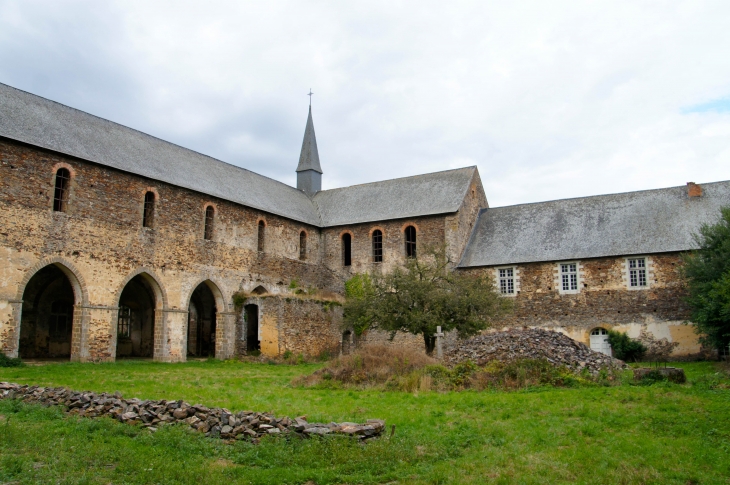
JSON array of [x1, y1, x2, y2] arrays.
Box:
[[1, 1, 729, 207]]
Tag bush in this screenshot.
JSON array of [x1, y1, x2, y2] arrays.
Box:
[[295, 345, 439, 388], [0, 352, 23, 368], [607, 330, 646, 361]]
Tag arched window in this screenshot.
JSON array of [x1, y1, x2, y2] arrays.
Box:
[[142, 191, 155, 228], [405, 226, 417, 258], [299, 231, 307, 260], [204, 206, 215, 240], [372, 229, 383, 263], [342, 233, 352, 267], [53, 168, 71, 212], [257, 221, 265, 252]]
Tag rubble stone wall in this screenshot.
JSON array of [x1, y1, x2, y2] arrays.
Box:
[[239, 296, 343, 357], [0, 139, 340, 361], [462, 253, 701, 356]]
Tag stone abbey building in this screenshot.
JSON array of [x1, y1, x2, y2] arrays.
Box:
[[0, 82, 727, 362]]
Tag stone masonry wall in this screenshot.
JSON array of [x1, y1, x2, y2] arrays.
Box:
[[462, 253, 700, 356], [240, 296, 343, 357], [0, 139, 341, 362], [321, 215, 450, 279]]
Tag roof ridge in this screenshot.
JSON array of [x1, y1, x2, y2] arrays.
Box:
[[317, 165, 477, 194], [486, 180, 730, 210]]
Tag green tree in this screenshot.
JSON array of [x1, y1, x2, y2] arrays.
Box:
[[343, 246, 512, 354], [683, 206, 730, 353]]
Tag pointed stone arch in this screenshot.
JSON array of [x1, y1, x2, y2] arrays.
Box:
[[15, 256, 88, 306], [10, 257, 89, 360], [113, 268, 168, 361], [184, 278, 230, 359]]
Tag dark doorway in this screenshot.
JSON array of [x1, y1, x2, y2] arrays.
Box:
[[19, 264, 76, 359], [245, 304, 260, 352], [187, 282, 217, 357], [342, 330, 352, 355], [116, 274, 157, 358]]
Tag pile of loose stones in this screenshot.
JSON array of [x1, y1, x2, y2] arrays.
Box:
[[444, 327, 626, 373], [0, 382, 385, 442]]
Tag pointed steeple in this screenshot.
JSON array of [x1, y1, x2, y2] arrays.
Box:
[[296, 106, 323, 174], [296, 106, 322, 195]]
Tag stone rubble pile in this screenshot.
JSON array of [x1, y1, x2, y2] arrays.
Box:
[[0, 382, 385, 441], [444, 328, 626, 372]]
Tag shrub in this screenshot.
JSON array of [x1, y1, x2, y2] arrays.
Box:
[[295, 345, 438, 388], [0, 352, 23, 368], [607, 330, 647, 361]]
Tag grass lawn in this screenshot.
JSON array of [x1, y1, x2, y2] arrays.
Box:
[[1, 360, 729, 484]]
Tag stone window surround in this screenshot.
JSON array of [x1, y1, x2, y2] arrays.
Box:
[[203, 202, 217, 241], [494, 265, 520, 297], [50, 162, 76, 213], [401, 222, 419, 258], [369, 226, 385, 264], [554, 261, 583, 295], [622, 255, 653, 290], [141, 187, 159, 229]]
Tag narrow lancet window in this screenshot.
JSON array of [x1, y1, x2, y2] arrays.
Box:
[[342, 233, 352, 267], [53, 168, 71, 212], [405, 226, 417, 258], [204, 206, 215, 240], [372, 230, 383, 263], [142, 191, 155, 228], [299, 231, 307, 260], [257, 221, 265, 252]]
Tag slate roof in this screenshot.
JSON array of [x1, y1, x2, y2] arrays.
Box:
[[314, 167, 477, 227], [0, 82, 475, 227], [0, 83, 323, 226], [296, 106, 322, 174], [459, 181, 730, 267]]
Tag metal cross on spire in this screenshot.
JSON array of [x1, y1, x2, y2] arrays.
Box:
[[308, 89, 313, 106]]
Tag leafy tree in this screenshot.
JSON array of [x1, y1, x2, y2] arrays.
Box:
[[683, 206, 730, 353], [343, 245, 512, 354], [606, 330, 646, 362]]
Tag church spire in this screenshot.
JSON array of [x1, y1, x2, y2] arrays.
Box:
[[296, 105, 322, 174], [296, 105, 322, 195]]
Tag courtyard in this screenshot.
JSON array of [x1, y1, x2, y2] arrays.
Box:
[[0, 359, 728, 484]]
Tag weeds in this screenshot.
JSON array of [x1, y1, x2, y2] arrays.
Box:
[[0, 352, 23, 368], [296, 345, 621, 392]]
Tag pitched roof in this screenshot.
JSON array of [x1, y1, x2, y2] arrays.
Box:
[[313, 167, 477, 227], [0, 82, 475, 228], [0, 82, 323, 226], [459, 181, 730, 267], [296, 106, 322, 174]]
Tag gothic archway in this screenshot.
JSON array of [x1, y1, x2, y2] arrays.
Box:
[[18, 263, 83, 359], [186, 281, 224, 358], [115, 272, 164, 359]]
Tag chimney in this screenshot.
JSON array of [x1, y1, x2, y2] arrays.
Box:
[[687, 182, 702, 198]]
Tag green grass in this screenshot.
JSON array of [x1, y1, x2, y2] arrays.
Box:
[[1, 361, 729, 484]]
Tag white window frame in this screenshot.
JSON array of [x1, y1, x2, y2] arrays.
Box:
[[624, 256, 652, 290], [555, 261, 582, 295], [495, 266, 520, 297]]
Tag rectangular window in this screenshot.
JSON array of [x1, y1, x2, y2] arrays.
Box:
[[498, 268, 515, 295], [561, 263, 578, 291], [628, 258, 647, 287]]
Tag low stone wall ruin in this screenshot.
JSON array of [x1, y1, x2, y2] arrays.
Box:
[[0, 382, 385, 441]]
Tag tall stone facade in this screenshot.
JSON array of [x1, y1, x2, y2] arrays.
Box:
[[1, 82, 727, 361]]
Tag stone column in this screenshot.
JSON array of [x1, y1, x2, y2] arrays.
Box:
[[215, 311, 238, 360], [0, 299, 23, 358], [82, 306, 119, 362], [151, 309, 188, 363]]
